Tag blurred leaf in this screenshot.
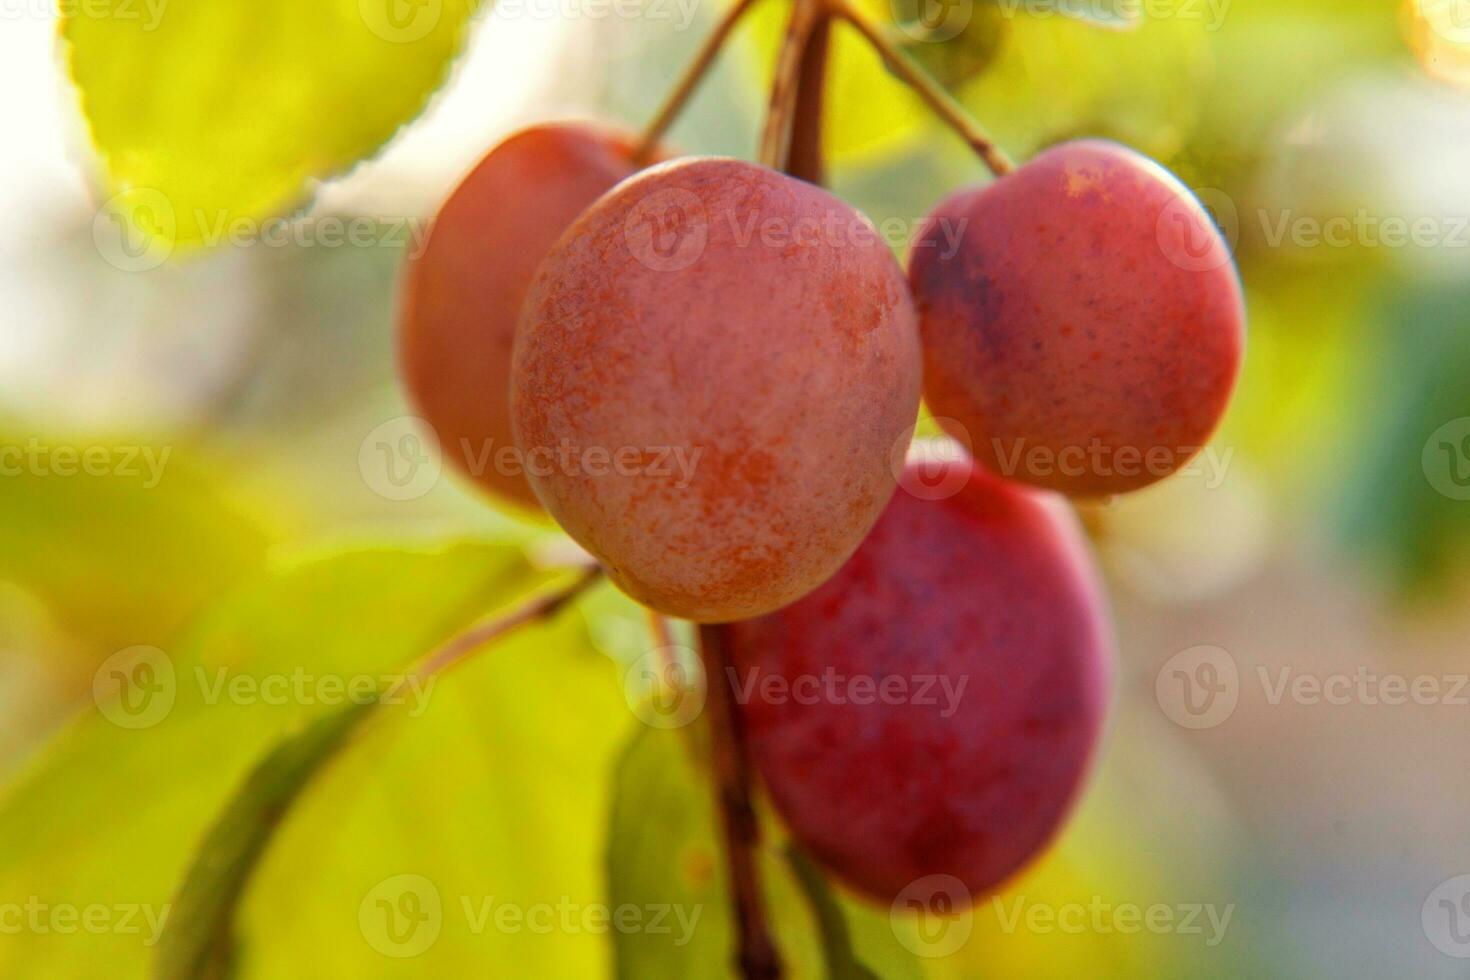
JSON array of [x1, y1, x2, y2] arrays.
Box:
[[785, 846, 880, 980], [1340, 281, 1470, 593], [606, 725, 924, 979], [64, 0, 481, 251], [894, 2, 1009, 89], [0, 540, 538, 977], [0, 430, 274, 656], [234, 578, 633, 976], [958, 5, 1211, 161], [154, 699, 378, 980]]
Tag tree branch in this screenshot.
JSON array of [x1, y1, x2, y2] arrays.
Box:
[[700, 622, 783, 979]]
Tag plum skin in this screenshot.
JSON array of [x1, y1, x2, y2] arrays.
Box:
[[398, 121, 646, 509], [512, 157, 923, 623], [725, 456, 1113, 903], [909, 139, 1245, 497]]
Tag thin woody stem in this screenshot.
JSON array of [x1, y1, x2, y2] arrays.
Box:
[[785, 12, 831, 183], [700, 622, 783, 979], [405, 565, 603, 683], [634, 0, 765, 165], [832, 0, 1014, 177], [758, 0, 822, 169]]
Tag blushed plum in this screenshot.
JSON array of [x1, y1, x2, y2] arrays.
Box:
[[398, 121, 648, 509], [726, 455, 1113, 902], [512, 157, 923, 622], [909, 140, 1245, 497]]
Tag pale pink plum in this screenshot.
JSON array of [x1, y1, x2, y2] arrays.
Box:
[[726, 456, 1113, 902], [513, 158, 923, 622], [909, 140, 1245, 497], [398, 121, 648, 509]]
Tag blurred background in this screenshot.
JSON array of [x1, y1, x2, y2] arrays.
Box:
[[2, 0, 1470, 976]]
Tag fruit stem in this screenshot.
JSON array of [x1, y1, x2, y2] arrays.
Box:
[[407, 565, 603, 681], [831, 0, 1014, 177], [785, 11, 831, 183], [633, 0, 765, 165], [758, 0, 822, 169], [699, 622, 784, 979]]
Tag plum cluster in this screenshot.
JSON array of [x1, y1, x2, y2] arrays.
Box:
[[398, 121, 1243, 903]]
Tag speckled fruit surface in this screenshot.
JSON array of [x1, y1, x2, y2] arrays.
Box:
[[726, 456, 1113, 902], [399, 121, 646, 509], [513, 157, 923, 622], [909, 140, 1244, 497]]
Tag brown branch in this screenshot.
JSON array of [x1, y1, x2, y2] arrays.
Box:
[[832, 0, 1014, 177], [634, 0, 765, 165], [699, 622, 782, 979], [786, 12, 832, 183], [758, 0, 822, 170], [406, 565, 603, 682]]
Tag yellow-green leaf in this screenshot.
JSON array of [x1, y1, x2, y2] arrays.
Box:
[[64, 0, 481, 253]]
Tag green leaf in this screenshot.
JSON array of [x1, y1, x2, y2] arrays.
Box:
[[154, 700, 379, 980], [786, 847, 881, 980], [606, 725, 924, 979], [0, 540, 538, 978], [64, 0, 482, 253], [0, 429, 274, 655]]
